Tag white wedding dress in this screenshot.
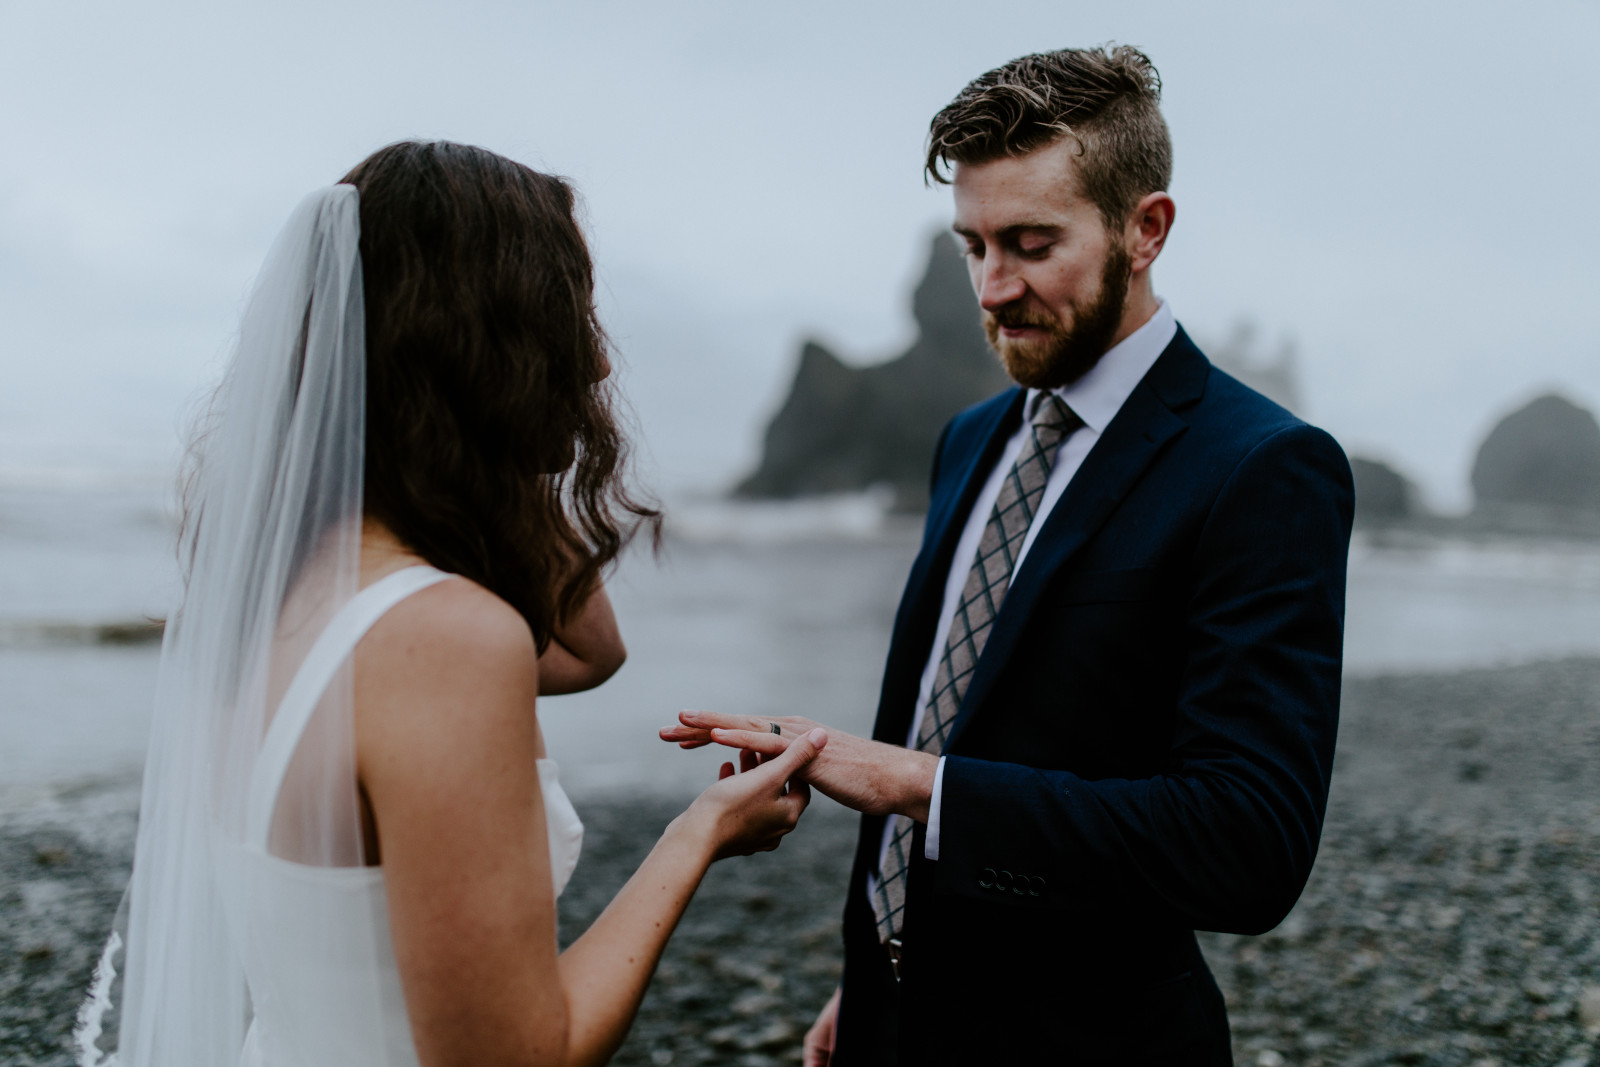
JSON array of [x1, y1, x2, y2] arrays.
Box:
[[222, 565, 585, 1067]]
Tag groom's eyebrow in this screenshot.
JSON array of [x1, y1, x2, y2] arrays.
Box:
[[952, 222, 1063, 241], [998, 222, 1062, 240]]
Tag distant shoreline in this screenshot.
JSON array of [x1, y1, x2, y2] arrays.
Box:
[[0, 618, 165, 649]]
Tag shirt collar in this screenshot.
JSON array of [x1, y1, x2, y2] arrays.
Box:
[[1027, 298, 1177, 434]]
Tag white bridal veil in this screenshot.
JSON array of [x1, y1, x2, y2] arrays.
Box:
[[76, 184, 392, 1066]]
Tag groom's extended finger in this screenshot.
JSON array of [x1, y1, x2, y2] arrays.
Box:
[[707, 728, 790, 758], [679, 709, 776, 734], [659, 724, 714, 748]]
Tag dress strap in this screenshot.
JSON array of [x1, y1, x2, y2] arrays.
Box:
[[245, 565, 453, 849]]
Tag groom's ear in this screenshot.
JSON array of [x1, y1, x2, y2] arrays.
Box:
[[1125, 192, 1175, 273]]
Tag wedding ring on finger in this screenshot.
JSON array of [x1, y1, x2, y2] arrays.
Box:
[[769, 722, 782, 735]]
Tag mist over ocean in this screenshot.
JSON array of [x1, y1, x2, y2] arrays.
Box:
[[8, 479, 1600, 809]]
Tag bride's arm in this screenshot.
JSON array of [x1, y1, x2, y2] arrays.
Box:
[[550, 735, 822, 1063], [537, 580, 625, 695], [357, 579, 819, 1067]]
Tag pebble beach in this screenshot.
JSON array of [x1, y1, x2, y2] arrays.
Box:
[[7, 656, 1600, 1066]]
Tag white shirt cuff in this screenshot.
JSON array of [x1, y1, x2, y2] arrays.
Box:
[[923, 756, 947, 861]]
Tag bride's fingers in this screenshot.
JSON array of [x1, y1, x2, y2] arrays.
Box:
[[719, 761, 735, 781], [787, 775, 811, 807], [775, 779, 811, 826], [751, 729, 825, 797]]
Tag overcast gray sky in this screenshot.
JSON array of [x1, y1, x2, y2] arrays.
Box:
[[2, 0, 1597, 509]]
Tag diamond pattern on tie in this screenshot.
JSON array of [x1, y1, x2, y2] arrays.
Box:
[[873, 393, 1082, 944]]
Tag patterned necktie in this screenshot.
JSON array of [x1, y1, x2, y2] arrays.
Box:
[[872, 392, 1083, 944]]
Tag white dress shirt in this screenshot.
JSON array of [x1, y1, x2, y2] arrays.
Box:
[[871, 299, 1177, 889]]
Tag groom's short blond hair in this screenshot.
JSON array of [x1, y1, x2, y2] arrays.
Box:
[[926, 45, 1173, 231]]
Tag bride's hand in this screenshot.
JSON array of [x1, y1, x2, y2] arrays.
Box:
[[677, 728, 828, 861]]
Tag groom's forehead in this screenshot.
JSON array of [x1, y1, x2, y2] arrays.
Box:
[[951, 148, 1090, 229]]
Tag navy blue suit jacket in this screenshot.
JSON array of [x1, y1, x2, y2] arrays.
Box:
[[834, 328, 1354, 1065]]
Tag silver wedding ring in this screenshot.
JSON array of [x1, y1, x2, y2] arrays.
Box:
[[769, 722, 782, 735]]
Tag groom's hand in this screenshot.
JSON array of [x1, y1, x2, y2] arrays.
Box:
[[660, 712, 937, 822], [803, 986, 840, 1067]]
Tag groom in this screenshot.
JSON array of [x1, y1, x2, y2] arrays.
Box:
[[668, 45, 1352, 1064]]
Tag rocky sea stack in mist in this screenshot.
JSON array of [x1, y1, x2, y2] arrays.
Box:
[[1340, 394, 1600, 533], [1349, 456, 1420, 524], [735, 234, 1009, 510], [1348, 393, 1600, 534], [737, 234, 1600, 537], [1469, 393, 1600, 531]]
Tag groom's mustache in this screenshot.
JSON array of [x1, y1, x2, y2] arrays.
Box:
[[986, 304, 1061, 333]]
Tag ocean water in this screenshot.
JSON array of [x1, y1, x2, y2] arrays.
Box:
[[7, 484, 1600, 807]]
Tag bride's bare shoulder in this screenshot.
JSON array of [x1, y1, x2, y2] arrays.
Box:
[[378, 575, 531, 649], [353, 575, 547, 868], [354, 576, 540, 731]]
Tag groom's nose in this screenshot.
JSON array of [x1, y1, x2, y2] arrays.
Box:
[[976, 255, 1027, 312]]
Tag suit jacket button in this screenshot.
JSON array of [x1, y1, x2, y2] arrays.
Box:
[[996, 869, 1014, 892], [1030, 875, 1045, 897], [979, 867, 996, 889]]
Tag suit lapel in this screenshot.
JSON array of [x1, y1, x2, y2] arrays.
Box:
[[871, 389, 1024, 745], [942, 331, 1208, 750]]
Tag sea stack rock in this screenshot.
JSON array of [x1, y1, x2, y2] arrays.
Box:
[[1471, 393, 1600, 512], [735, 233, 1009, 508], [1349, 456, 1419, 524]]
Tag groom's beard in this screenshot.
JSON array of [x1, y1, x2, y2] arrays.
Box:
[[983, 241, 1133, 391]]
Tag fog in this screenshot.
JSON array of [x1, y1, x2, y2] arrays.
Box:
[[2, 0, 1597, 507]]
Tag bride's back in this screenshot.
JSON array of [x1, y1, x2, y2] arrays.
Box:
[[230, 557, 587, 1067]]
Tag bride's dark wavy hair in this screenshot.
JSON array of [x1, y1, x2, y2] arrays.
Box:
[[340, 140, 659, 648]]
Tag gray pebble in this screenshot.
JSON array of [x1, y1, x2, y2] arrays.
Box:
[[11, 658, 1600, 1065]]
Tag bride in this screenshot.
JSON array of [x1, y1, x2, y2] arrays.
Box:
[[77, 140, 827, 1067]]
